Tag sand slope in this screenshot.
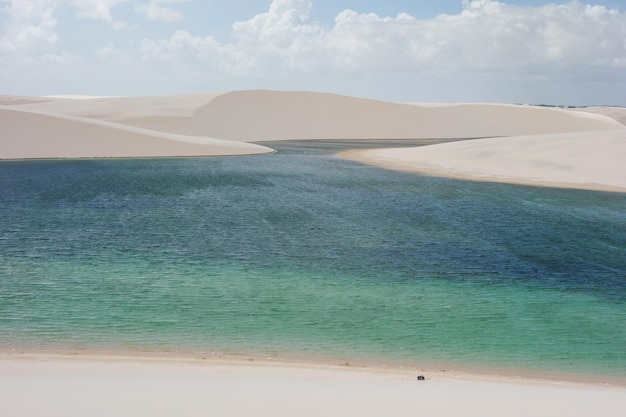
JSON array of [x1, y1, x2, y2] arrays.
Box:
[[145, 91, 621, 140], [575, 106, 626, 126], [343, 129, 626, 192], [0, 106, 271, 159], [4, 91, 621, 142], [343, 105, 626, 193]]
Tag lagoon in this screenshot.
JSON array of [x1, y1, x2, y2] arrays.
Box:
[[1, 142, 625, 378]]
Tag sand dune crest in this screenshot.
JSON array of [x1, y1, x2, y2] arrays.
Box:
[[120, 90, 622, 140]]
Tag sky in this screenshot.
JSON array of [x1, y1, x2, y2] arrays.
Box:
[[1, 0, 625, 104]]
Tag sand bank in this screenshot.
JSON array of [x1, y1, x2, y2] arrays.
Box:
[[1, 353, 624, 417], [335, 103, 626, 193], [342, 128, 626, 193]]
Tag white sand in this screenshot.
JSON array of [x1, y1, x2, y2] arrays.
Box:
[[2, 90, 623, 159], [574, 106, 626, 126], [1, 354, 624, 417], [3, 90, 625, 191], [337, 102, 626, 192], [5, 91, 621, 140], [343, 128, 626, 192], [0, 107, 271, 159]]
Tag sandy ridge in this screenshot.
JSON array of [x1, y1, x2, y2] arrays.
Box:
[[4, 90, 622, 141]]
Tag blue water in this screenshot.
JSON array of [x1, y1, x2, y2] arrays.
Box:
[[1, 142, 625, 377]]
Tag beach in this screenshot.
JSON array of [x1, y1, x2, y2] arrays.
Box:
[[341, 129, 626, 192], [2, 91, 626, 415], [2, 353, 625, 417]]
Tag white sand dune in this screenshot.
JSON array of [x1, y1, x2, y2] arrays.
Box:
[[4, 93, 221, 122], [342, 104, 626, 193], [130, 91, 620, 140], [1, 355, 624, 417], [575, 106, 626, 126], [0, 106, 271, 159], [2, 90, 625, 187], [343, 128, 626, 192], [3, 91, 624, 191], [4, 90, 621, 141]]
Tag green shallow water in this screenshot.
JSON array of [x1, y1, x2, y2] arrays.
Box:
[[1, 143, 625, 377]]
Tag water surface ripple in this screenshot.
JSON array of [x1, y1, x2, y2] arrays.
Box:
[[1, 143, 625, 377]]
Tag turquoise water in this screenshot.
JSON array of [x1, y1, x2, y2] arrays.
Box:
[[1, 143, 625, 377]]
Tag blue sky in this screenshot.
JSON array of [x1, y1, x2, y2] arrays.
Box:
[[1, 1, 626, 104]]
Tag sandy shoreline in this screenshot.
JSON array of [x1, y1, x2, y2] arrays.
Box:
[[341, 128, 626, 193], [340, 130, 626, 193], [2, 351, 625, 417]]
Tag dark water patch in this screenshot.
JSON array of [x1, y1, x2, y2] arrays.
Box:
[[259, 138, 482, 155]]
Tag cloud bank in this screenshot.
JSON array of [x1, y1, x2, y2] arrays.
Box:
[[1, 0, 625, 103]]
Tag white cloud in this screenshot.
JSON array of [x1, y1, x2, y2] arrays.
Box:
[[140, 30, 255, 75], [135, 0, 187, 23], [0, 0, 59, 53], [322, 0, 626, 73], [71, 0, 118, 21], [137, 0, 626, 78], [232, 0, 317, 42], [0, 0, 186, 58], [41, 50, 78, 63], [1, 0, 625, 102], [0, 0, 126, 56], [230, 0, 325, 73], [97, 41, 131, 66], [139, 0, 326, 75], [66, 0, 185, 24], [327, 10, 428, 72], [0, 0, 190, 51]]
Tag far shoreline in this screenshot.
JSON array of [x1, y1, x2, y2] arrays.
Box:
[[339, 147, 626, 194]]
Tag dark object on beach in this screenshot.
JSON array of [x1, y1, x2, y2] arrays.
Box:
[[417, 375, 426, 381]]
